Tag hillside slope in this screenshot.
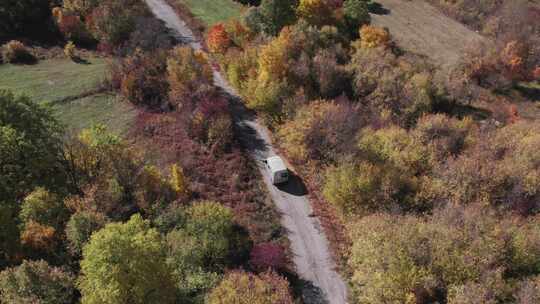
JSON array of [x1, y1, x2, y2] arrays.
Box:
[[371, 0, 486, 69]]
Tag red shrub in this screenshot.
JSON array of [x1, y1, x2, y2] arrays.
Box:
[[533, 66, 540, 80], [207, 23, 231, 54], [133, 111, 280, 243], [249, 242, 286, 272]]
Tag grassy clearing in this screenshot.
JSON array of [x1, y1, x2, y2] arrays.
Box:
[[0, 57, 107, 103], [52, 93, 137, 135], [0, 57, 136, 133], [178, 0, 243, 26]]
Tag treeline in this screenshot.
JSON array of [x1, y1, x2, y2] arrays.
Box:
[[207, 0, 540, 303], [0, 0, 61, 42]]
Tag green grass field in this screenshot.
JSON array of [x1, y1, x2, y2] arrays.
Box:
[[0, 57, 107, 103], [0, 57, 136, 134], [52, 93, 137, 134], [179, 0, 244, 26]]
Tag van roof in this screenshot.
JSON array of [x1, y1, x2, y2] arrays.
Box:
[[267, 156, 287, 172]]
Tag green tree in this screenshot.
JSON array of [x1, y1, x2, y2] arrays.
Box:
[[343, 0, 371, 37], [0, 205, 19, 268], [78, 214, 176, 304], [183, 201, 236, 269], [0, 90, 65, 206], [0, 260, 75, 304], [0, 0, 58, 40], [19, 188, 68, 230], [257, 0, 298, 36], [166, 229, 221, 301], [510, 219, 540, 276], [348, 214, 434, 303], [165, 202, 243, 301], [65, 211, 107, 256]]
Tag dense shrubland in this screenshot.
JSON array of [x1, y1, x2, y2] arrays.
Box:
[[205, 0, 540, 302]]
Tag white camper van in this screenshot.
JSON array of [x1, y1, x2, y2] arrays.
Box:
[[264, 156, 289, 185]]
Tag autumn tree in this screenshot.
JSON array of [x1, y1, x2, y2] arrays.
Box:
[[0, 260, 76, 304], [278, 100, 359, 163], [20, 221, 57, 253], [297, 0, 334, 26], [348, 214, 433, 303], [358, 25, 389, 49], [52, 8, 90, 43], [169, 163, 190, 197], [78, 214, 176, 304], [167, 46, 213, 109], [207, 23, 231, 54], [63, 125, 155, 221], [116, 49, 169, 107], [207, 271, 294, 304], [86, 0, 148, 46], [63, 0, 100, 16]]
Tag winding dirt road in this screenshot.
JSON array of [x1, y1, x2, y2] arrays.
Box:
[[144, 0, 349, 303]]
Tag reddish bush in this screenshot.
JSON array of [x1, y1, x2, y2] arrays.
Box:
[[249, 242, 286, 272], [133, 111, 281, 243], [207, 23, 231, 54], [533, 66, 540, 80], [54, 10, 90, 43]]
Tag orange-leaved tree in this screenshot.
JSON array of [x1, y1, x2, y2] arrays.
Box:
[[207, 23, 232, 54], [359, 25, 390, 49]]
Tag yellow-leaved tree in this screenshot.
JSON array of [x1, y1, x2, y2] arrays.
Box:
[[169, 163, 189, 196]]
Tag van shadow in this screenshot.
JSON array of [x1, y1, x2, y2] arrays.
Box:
[[276, 172, 308, 197], [284, 271, 329, 304]]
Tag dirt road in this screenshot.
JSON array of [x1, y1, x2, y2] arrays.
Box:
[[371, 0, 486, 69], [144, 0, 349, 303]]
